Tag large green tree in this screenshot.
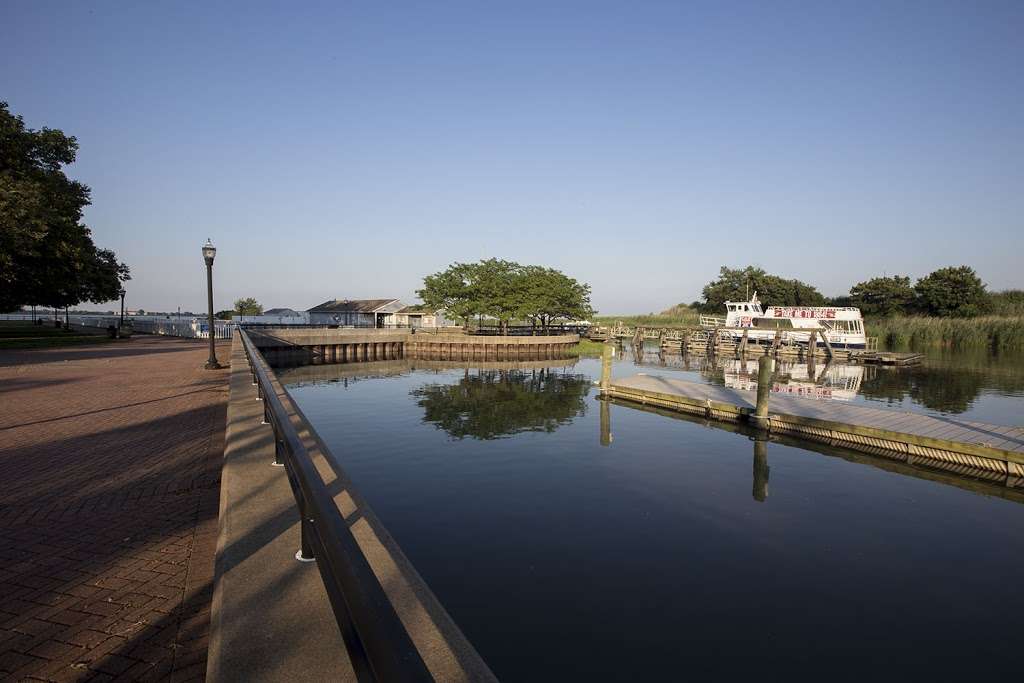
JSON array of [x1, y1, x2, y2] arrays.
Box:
[[699, 266, 824, 312], [914, 266, 989, 317], [473, 258, 526, 333], [520, 265, 593, 329], [418, 259, 592, 334], [848, 275, 915, 316], [0, 102, 128, 312], [417, 261, 482, 326]]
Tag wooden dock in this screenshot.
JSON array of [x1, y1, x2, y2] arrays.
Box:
[[604, 373, 1024, 488], [589, 324, 922, 365]]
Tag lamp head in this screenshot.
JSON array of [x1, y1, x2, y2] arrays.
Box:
[[202, 239, 217, 265]]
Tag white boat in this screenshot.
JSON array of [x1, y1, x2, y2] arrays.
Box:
[[699, 293, 868, 350]]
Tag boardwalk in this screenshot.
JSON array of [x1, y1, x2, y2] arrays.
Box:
[[0, 336, 229, 681], [609, 374, 1024, 485]]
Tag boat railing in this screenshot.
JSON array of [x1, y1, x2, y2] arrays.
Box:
[[699, 315, 726, 328]]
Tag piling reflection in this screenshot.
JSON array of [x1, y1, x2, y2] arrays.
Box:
[[596, 396, 771, 498], [627, 344, 1024, 415], [599, 398, 612, 447], [752, 437, 769, 502], [411, 367, 592, 440]]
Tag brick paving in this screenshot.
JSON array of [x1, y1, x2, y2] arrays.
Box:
[[0, 336, 229, 682]]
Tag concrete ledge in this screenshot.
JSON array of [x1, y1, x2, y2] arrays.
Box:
[[207, 338, 354, 682], [210, 334, 497, 682], [247, 327, 578, 348]]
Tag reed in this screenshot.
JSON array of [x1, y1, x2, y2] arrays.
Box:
[[593, 311, 700, 328], [568, 338, 608, 356], [868, 315, 1024, 351]]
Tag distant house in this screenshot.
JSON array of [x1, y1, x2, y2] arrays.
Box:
[[393, 305, 449, 329], [235, 307, 310, 325], [307, 299, 408, 327], [263, 307, 302, 317]]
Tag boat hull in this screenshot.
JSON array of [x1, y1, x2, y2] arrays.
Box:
[[716, 329, 867, 349]]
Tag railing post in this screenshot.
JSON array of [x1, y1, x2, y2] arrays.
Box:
[[296, 493, 316, 563], [752, 354, 772, 430], [272, 424, 284, 466]]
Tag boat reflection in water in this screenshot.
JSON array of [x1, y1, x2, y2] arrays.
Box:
[[720, 358, 864, 401]]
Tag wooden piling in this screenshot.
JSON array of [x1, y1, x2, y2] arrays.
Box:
[[753, 354, 772, 429], [600, 344, 613, 392]]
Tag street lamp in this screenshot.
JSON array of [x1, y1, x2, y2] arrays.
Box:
[[203, 239, 222, 369], [119, 288, 126, 329]]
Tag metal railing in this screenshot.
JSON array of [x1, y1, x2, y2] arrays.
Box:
[[238, 330, 433, 682], [469, 324, 591, 336]]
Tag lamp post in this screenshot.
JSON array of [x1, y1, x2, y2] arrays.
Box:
[[119, 288, 126, 330], [203, 239, 222, 369]]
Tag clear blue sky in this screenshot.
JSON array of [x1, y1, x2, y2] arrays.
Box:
[[3, 0, 1021, 314]]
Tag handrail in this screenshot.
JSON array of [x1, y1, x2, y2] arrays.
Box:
[[238, 329, 434, 682]]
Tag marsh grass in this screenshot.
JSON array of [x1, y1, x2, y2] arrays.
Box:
[[593, 310, 700, 328], [568, 338, 608, 356], [868, 315, 1024, 351]]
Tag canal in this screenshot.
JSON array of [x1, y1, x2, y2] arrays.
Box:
[[277, 348, 1024, 681]]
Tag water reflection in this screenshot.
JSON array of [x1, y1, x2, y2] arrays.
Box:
[[412, 367, 592, 440], [752, 437, 769, 502], [599, 398, 612, 447], [604, 393, 1024, 505], [277, 356, 579, 387], [627, 344, 1024, 417]]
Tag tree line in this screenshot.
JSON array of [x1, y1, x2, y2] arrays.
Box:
[[418, 259, 593, 333], [694, 265, 1015, 318], [1, 102, 129, 314]]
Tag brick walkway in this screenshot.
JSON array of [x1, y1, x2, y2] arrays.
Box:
[[0, 336, 229, 682]]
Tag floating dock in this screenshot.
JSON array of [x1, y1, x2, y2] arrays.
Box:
[[589, 325, 923, 365], [605, 374, 1024, 488]]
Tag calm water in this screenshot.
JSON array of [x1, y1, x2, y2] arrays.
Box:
[[279, 351, 1024, 681], [623, 345, 1024, 425]]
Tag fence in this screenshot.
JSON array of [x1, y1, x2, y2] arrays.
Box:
[[0, 312, 235, 339], [1, 313, 470, 340], [469, 324, 592, 336], [238, 330, 442, 680]]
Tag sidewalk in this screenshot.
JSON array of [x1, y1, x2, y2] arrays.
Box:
[[0, 336, 229, 681]]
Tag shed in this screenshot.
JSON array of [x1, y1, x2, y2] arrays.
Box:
[[307, 299, 406, 327]]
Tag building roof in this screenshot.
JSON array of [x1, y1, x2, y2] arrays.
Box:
[[308, 298, 399, 313], [264, 308, 301, 316], [396, 305, 435, 315]]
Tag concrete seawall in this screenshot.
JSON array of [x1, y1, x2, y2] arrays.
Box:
[[246, 328, 579, 366]]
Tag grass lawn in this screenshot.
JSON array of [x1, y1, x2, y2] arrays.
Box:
[[0, 321, 115, 349]]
